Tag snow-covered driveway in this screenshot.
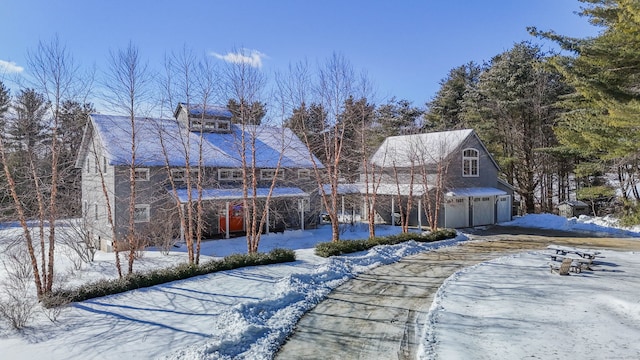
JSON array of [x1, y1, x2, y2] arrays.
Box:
[[276, 226, 640, 360]]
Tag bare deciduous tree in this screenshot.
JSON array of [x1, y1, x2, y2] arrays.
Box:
[[103, 42, 154, 274], [221, 48, 284, 253]]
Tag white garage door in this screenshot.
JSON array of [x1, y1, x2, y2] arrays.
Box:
[[496, 195, 511, 223], [472, 196, 494, 226], [444, 197, 469, 228]]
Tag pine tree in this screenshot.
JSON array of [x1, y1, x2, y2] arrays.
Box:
[[9, 88, 49, 152], [0, 81, 9, 129], [227, 98, 266, 125], [530, 0, 640, 201], [462, 42, 572, 213], [424, 62, 481, 130]]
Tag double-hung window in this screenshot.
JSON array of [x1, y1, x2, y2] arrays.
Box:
[[462, 149, 479, 177], [260, 168, 284, 181], [134, 204, 150, 223], [218, 168, 243, 181], [134, 168, 150, 181]]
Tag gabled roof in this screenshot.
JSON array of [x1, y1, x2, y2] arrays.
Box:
[[174, 103, 232, 119], [87, 114, 239, 167], [370, 129, 499, 170], [78, 114, 322, 169]]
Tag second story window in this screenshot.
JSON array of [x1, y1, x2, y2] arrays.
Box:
[[260, 168, 284, 181], [462, 148, 479, 177], [297, 169, 311, 180], [134, 168, 150, 181], [134, 204, 150, 223], [171, 168, 187, 182], [218, 168, 243, 181], [171, 168, 200, 182]]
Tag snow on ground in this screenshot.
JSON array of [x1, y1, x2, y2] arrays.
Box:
[[0, 215, 638, 359], [421, 250, 640, 359], [503, 213, 640, 237]]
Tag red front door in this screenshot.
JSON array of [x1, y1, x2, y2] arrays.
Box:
[[220, 203, 244, 233]]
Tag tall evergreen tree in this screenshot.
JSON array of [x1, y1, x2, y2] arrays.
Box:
[[530, 0, 640, 201], [0, 81, 10, 217], [57, 101, 94, 216], [424, 62, 482, 130], [227, 98, 266, 125], [9, 88, 49, 152], [0, 81, 9, 130], [284, 102, 328, 161], [462, 42, 572, 213], [338, 96, 375, 182], [375, 97, 423, 139]]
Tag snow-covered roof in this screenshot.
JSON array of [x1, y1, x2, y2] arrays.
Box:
[[321, 183, 364, 195], [201, 125, 321, 169], [90, 114, 239, 167], [559, 200, 588, 207], [321, 180, 434, 196], [86, 114, 321, 169], [370, 129, 474, 168], [445, 187, 507, 197], [174, 187, 308, 202]]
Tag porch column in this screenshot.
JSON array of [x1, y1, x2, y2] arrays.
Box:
[[352, 206, 356, 224], [266, 205, 270, 235], [300, 199, 305, 231], [391, 196, 395, 226], [180, 203, 185, 241], [363, 199, 367, 221], [418, 198, 422, 230], [225, 201, 230, 239]]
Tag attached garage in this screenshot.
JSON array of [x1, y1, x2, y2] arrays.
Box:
[[496, 195, 511, 223], [472, 196, 494, 226], [444, 188, 510, 228], [444, 197, 470, 228]]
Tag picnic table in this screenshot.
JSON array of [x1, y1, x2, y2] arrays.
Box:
[[547, 245, 601, 260], [547, 245, 602, 272]]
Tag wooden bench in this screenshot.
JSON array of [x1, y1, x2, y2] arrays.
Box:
[[550, 258, 573, 275], [549, 253, 592, 272]]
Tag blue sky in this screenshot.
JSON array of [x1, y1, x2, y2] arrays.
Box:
[[1, 0, 599, 111]]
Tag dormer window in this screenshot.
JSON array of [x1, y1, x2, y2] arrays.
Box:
[[462, 148, 479, 177], [190, 118, 231, 133]]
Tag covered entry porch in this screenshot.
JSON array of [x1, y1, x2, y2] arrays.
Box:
[[175, 187, 311, 239]]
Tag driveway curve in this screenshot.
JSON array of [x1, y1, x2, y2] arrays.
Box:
[[276, 226, 640, 360]]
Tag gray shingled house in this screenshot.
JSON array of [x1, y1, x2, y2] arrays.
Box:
[[76, 103, 322, 252], [353, 129, 513, 228]]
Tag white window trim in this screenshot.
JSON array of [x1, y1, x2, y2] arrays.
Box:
[[297, 169, 311, 180], [462, 148, 479, 177], [171, 168, 200, 182], [134, 168, 150, 181], [134, 204, 150, 223], [191, 118, 231, 132], [260, 168, 284, 181], [171, 168, 187, 182], [218, 168, 243, 181]]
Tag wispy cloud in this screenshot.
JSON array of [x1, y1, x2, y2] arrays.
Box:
[[210, 49, 266, 68], [0, 59, 24, 74]]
